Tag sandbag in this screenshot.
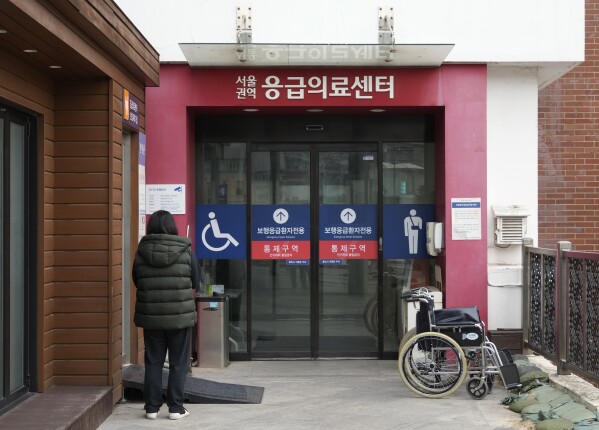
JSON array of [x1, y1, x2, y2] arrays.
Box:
[[522, 403, 553, 422], [573, 421, 599, 429], [521, 370, 551, 387], [519, 365, 544, 376], [550, 402, 597, 424], [547, 393, 574, 408], [535, 418, 575, 430], [509, 395, 540, 413]]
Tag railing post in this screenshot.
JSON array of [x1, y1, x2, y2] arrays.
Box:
[[557, 241, 572, 375], [522, 238, 533, 349]]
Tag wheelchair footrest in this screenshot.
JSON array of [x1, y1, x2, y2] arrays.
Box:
[[499, 363, 521, 389], [499, 348, 514, 365]]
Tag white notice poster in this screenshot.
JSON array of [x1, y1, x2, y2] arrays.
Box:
[[146, 184, 186, 215], [451, 198, 481, 240]]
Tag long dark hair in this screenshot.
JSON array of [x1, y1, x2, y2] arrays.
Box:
[[146, 210, 178, 235]]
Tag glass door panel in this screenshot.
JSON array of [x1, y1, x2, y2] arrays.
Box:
[[250, 150, 311, 357], [318, 150, 378, 356], [9, 121, 25, 392]]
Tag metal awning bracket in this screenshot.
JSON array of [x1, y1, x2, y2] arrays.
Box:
[[378, 6, 394, 45], [236, 6, 252, 45]]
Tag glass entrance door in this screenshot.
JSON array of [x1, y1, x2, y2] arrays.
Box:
[[250, 144, 378, 358], [317, 148, 378, 357]]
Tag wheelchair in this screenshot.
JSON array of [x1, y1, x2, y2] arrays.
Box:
[[398, 288, 522, 399]]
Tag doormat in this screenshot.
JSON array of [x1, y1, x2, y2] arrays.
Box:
[[122, 364, 264, 404]]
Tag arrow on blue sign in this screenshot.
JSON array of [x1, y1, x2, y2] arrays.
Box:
[[342, 210, 355, 221], [275, 210, 287, 221]]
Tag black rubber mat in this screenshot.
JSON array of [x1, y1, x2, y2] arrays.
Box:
[[122, 364, 264, 404]]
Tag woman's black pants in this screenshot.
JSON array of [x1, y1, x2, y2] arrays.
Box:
[[143, 327, 191, 414]]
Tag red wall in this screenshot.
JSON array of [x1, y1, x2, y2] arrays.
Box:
[[146, 64, 488, 323]]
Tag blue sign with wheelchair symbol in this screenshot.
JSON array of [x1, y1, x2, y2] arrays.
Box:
[[196, 204, 246, 259]]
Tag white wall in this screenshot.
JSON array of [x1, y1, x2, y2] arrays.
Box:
[[116, 0, 584, 65], [486, 66, 539, 330]]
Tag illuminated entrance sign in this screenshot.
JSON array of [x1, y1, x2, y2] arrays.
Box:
[[251, 204, 310, 260], [236, 74, 394, 101], [319, 204, 377, 263]]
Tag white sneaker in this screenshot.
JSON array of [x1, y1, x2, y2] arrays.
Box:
[[168, 408, 190, 420], [145, 411, 159, 420]]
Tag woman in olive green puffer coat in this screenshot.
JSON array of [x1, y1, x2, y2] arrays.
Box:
[[132, 210, 200, 421]]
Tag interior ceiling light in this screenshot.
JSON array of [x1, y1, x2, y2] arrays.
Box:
[[23, 49, 37, 53], [370, 108, 386, 113], [0, 29, 7, 34], [243, 108, 259, 112], [306, 108, 323, 112], [49, 65, 62, 69]]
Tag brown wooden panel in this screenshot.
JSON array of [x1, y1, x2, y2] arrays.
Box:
[[111, 295, 122, 313], [53, 298, 108, 313], [54, 110, 108, 128], [53, 250, 108, 266], [54, 360, 107, 375], [51, 204, 108, 219], [52, 328, 108, 344], [51, 219, 108, 235], [55, 94, 108, 111], [54, 157, 107, 173], [53, 172, 108, 188], [53, 267, 108, 282], [0, 2, 103, 80], [111, 265, 122, 281], [47, 344, 108, 360], [53, 141, 108, 157], [73, 0, 159, 85], [112, 138, 122, 158], [53, 189, 108, 204], [0, 51, 54, 106], [113, 191, 122, 208], [55, 125, 109, 142], [48, 282, 107, 297], [55, 80, 109, 95], [52, 235, 108, 250], [53, 313, 108, 328]]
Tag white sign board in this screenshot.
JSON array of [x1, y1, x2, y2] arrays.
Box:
[[451, 197, 481, 240], [138, 134, 146, 242], [146, 184, 186, 215]]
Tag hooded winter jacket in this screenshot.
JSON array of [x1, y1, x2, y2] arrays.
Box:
[[132, 234, 197, 330]]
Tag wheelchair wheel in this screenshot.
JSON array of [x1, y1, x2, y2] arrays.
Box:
[[362, 297, 378, 336], [398, 327, 417, 354], [398, 332, 467, 399], [466, 377, 488, 399]]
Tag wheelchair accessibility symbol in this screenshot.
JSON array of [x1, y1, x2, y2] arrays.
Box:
[[201, 211, 240, 252]]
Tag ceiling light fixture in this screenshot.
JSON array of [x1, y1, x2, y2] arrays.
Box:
[[306, 108, 323, 112], [23, 49, 37, 53], [243, 108, 259, 112], [370, 108, 386, 113], [0, 29, 7, 34], [49, 65, 62, 69]]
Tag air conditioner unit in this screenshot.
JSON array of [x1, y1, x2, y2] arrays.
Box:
[[492, 205, 530, 245]]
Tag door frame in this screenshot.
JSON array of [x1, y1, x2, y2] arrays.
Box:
[[0, 102, 38, 414]]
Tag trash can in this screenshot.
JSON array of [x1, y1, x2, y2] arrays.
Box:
[[196, 294, 230, 368]]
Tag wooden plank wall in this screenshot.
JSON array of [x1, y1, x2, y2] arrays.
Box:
[[50, 80, 112, 389], [0, 49, 56, 393], [1, 0, 155, 403]]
